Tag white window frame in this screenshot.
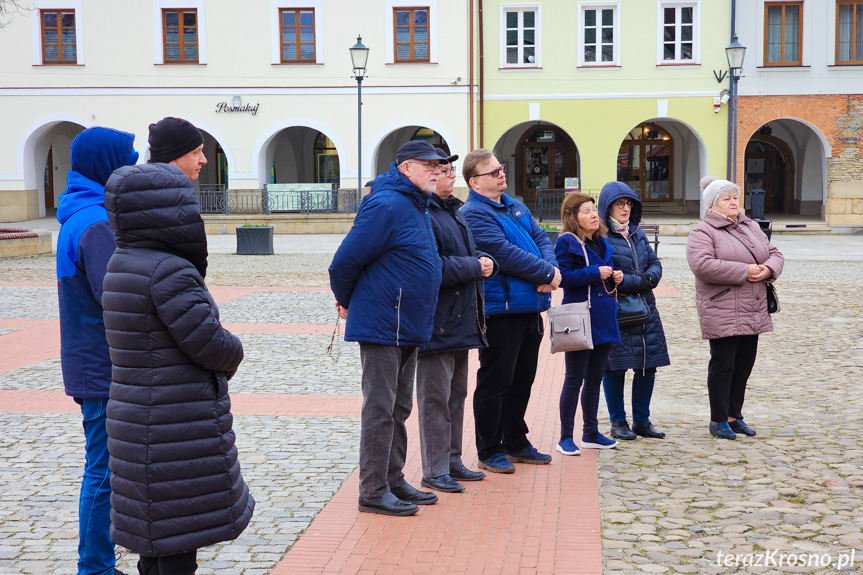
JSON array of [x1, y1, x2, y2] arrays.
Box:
[[153, 0, 207, 65], [31, 0, 84, 65], [270, 0, 323, 64], [500, 4, 542, 69], [385, 0, 438, 64], [578, 2, 620, 67], [657, 1, 700, 65]]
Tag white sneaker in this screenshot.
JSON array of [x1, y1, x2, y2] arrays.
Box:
[[556, 438, 581, 456], [581, 433, 619, 449]]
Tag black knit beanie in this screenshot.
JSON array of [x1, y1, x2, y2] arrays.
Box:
[[147, 117, 204, 163]]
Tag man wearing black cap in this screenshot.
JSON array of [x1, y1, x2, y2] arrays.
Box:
[[415, 148, 495, 494], [329, 140, 444, 516], [147, 117, 207, 181]]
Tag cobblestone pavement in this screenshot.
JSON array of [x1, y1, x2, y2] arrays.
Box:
[[0, 253, 359, 575], [1, 240, 863, 574], [598, 257, 863, 574]]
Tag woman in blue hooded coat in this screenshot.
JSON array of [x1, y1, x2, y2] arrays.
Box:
[[597, 182, 670, 441]]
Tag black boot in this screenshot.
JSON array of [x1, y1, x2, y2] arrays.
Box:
[[632, 421, 666, 439], [610, 421, 637, 441]]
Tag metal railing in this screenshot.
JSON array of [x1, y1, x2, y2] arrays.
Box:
[[265, 189, 358, 214], [526, 188, 601, 222], [197, 188, 228, 214], [194, 188, 359, 215]]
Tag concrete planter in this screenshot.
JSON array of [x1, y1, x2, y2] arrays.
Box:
[[545, 230, 560, 244], [236, 226, 274, 255]]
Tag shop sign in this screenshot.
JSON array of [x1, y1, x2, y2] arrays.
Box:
[[216, 102, 260, 116], [565, 177, 580, 192], [838, 126, 861, 143]]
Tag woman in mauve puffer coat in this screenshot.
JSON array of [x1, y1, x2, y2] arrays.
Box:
[[686, 179, 784, 441], [597, 182, 670, 442], [102, 163, 254, 574]]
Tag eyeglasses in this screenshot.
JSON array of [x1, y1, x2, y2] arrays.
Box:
[[407, 161, 443, 173], [613, 199, 633, 208], [440, 166, 457, 176], [472, 164, 506, 179]]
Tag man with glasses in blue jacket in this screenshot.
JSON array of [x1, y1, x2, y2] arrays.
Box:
[[330, 140, 444, 516], [461, 148, 560, 474]]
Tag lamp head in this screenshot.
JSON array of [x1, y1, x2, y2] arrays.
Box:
[[726, 36, 746, 77], [350, 35, 370, 76]]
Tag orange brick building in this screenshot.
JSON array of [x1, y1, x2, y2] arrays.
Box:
[[735, 95, 863, 230]]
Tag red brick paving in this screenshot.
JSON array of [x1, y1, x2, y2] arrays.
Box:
[[275, 338, 603, 575], [0, 318, 61, 373], [0, 282, 684, 574]]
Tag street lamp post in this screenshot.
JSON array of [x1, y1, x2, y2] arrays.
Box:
[[725, 36, 746, 183], [349, 35, 369, 207]]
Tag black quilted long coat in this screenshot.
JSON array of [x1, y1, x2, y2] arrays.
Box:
[[102, 163, 254, 557]]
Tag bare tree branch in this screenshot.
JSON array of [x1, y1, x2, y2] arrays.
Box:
[[0, 0, 32, 29]]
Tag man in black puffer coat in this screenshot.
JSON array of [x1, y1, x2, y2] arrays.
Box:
[[102, 162, 254, 574]]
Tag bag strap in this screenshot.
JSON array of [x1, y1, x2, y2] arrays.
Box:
[[725, 228, 776, 287], [724, 228, 758, 263], [561, 231, 591, 307]]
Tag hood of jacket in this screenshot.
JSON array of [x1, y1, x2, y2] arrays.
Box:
[[71, 127, 138, 186], [598, 181, 642, 229], [429, 192, 464, 211], [371, 162, 432, 208], [105, 163, 208, 277], [57, 128, 138, 225]]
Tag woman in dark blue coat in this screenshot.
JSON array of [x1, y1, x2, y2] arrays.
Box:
[[554, 193, 622, 455], [597, 182, 670, 441]]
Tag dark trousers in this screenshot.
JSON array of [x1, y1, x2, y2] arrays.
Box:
[[707, 335, 759, 422], [137, 551, 197, 575], [416, 350, 469, 478], [602, 367, 657, 425], [559, 344, 612, 439], [358, 342, 417, 498], [474, 313, 543, 460]]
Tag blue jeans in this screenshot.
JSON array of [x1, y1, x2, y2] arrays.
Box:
[[559, 344, 612, 438], [78, 399, 115, 575], [602, 368, 657, 425]]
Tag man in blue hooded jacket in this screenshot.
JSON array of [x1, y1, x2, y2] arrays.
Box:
[[329, 140, 443, 516], [56, 127, 138, 575]]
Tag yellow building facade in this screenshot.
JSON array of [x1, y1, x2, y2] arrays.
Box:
[[478, 0, 731, 217]]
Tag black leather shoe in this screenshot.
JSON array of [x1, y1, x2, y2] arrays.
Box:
[[610, 421, 637, 441], [358, 492, 418, 516], [421, 474, 465, 493], [709, 421, 736, 440], [632, 421, 666, 439], [728, 419, 756, 436], [450, 464, 486, 482], [391, 483, 438, 505]]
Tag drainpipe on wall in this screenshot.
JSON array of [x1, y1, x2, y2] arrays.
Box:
[[469, 0, 475, 150], [478, 0, 485, 148], [726, 0, 736, 181]]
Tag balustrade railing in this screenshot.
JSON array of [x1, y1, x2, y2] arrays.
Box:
[[194, 188, 359, 215]]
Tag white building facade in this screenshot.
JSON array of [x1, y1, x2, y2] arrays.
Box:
[[0, 0, 473, 221]]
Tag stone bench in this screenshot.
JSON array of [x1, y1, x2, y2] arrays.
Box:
[[0, 228, 52, 258]]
